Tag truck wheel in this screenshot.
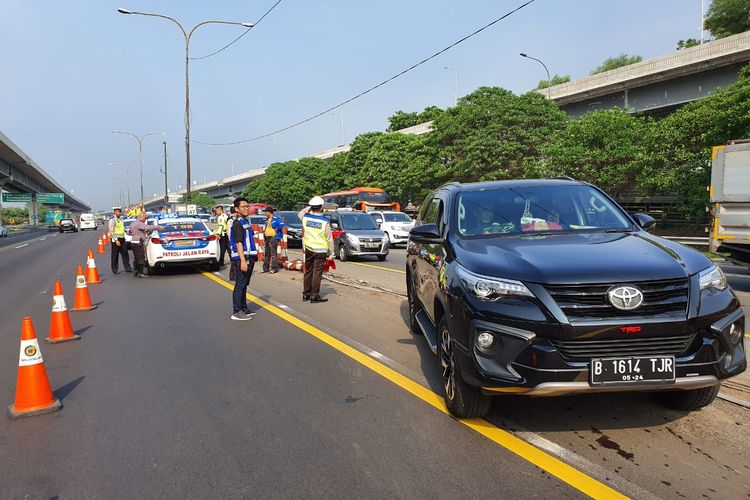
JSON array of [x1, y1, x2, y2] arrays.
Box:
[[653, 384, 720, 411], [337, 243, 348, 262], [438, 317, 491, 418]]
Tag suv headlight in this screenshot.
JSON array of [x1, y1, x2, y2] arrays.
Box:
[[346, 233, 359, 244], [456, 265, 534, 300], [699, 265, 728, 291]]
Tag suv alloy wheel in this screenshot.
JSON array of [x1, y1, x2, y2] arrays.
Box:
[[438, 317, 491, 418]]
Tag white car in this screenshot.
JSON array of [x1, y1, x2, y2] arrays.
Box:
[[368, 211, 414, 247], [145, 218, 220, 273], [79, 213, 96, 231]]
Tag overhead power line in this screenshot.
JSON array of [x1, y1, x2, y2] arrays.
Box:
[[193, 0, 536, 146], [190, 0, 284, 61]]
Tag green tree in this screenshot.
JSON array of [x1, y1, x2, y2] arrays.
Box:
[[591, 54, 643, 74], [386, 106, 444, 132], [677, 38, 701, 50], [242, 157, 332, 209], [536, 74, 571, 89], [541, 109, 651, 197], [705, 0, 750, 39], [428, 87, 569, 184], [180, 191, 216, 211]]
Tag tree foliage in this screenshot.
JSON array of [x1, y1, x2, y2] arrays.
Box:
[[591, 54, 643, 74], [180, 192, 216, 211], [536, 74, 571, 89], [386, 106, 445, 131], [677, 38, 701, 50], [705, 0, 750, 39]]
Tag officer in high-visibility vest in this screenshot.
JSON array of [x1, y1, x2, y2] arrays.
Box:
[[298, 196, 334, 303], [228, 197, 258, 320], [108, 207, 132, 274], [214, 205, 229, 267]]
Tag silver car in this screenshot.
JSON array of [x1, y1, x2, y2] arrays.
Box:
[[326, 211, 388, 262]]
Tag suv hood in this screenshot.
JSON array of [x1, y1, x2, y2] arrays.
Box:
[[455, 232, 711, 285]]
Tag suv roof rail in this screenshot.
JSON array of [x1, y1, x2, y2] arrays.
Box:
[[552, 176, 576, 181]]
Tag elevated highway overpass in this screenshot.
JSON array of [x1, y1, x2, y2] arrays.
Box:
[[0, 130, 90, 216]]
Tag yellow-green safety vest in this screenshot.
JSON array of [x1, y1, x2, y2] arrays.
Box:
[[215, 213, 228, 236], [302, 213, 329, 253], [112, 217, 125, 238]]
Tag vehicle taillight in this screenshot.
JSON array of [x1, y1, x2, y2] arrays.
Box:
[[151, 238, 163, 244], [205, 235, 217, 241]]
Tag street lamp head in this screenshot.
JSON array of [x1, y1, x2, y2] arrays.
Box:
[[241, 22, 255, 28], [520, 53, 528, 58], [117, 8, 133, 14]]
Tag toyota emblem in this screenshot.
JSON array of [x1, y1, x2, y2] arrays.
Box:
[[606, 285, 644, 311]]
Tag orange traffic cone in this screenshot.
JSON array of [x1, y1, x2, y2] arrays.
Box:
[[45, 280, 80, 344], [86, 249, 102, 284], [8, 317, 63, 418], [71, 265, 96, 311], [97, 237, 105, 254]]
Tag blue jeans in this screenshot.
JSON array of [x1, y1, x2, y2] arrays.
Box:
[[232, 259, 255, 313]]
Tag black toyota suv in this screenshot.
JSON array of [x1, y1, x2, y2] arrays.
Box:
[[406, 179, 746, 418]]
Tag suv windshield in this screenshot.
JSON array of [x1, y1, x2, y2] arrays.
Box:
[[340, 213, 379, 230], [384, 213, 412, 223], [457, 185, 631, 236]]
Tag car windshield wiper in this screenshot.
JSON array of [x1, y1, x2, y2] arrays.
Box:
[[602, 228, 633, 233]]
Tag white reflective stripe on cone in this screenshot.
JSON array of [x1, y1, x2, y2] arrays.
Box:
[[76, 276, 87, 288], [52, 295, 67, 312]]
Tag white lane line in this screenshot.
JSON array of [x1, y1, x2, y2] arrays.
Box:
[[14, 243, 28, 249], [40, 237, 47, 241]]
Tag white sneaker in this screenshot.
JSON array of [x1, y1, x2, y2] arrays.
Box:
[[231, 311, 253, 321]]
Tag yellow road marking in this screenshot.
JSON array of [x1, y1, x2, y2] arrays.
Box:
[[201, 270, 625, 499], [287, 249, 405, 274]]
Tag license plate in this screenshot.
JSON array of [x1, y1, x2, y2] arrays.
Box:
[[174, 239, 196, 247], [590, 356, 675, 385], [362, 243, 379, 248]]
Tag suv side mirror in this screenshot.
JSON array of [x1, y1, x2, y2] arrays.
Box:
[[410, 223, 442, 242], [633, 213, 656, 231]]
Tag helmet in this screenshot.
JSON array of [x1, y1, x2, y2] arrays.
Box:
[[308, 196, 325, 206]]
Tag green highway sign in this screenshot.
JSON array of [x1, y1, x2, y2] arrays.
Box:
[[1, 192, 32, 203], [37, 193, 64, 204]]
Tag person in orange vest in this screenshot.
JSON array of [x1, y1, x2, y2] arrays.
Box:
[[261, 206, 284, 274]]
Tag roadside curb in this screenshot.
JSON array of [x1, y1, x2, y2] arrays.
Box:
[[718, 392, 750, 409]]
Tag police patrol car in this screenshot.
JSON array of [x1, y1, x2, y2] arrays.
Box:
[[145, 216, 220, 272]]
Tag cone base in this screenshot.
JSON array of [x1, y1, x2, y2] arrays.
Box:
[[44, 335, 81, 344], [71, 305, 97, 312], [87, 279, 102, 284], [8, 398, 62, 419]]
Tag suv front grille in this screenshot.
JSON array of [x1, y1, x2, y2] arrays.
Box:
[[545, 278, 689, 321], [549, 334, 696, 361]]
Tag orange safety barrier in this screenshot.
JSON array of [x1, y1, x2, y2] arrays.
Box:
[[253, 225, 266, 263], [46, 280, 80, 344], [85, 249, 102, 284], [8, 317, 63, 418], [277, 227, 289, 265], [71, 265, 97, 311]]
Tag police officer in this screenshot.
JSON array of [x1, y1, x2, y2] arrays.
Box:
[[229, 197, 258, 320], [108, 207, 132, 274], [298, 196, 334, 303], [214, 205, 229, 267]]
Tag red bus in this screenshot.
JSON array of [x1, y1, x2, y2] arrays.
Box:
[[322, 187, 400, 212]]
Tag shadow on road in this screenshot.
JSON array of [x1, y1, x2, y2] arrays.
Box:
[[54, 376, 85, 401]]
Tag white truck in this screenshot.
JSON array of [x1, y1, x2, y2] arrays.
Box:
[[709, 141, 750, 253]]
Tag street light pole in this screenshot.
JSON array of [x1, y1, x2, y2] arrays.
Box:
[[520, 53, 551, 99], [162, 141, 169, 213], [116, 8, 254, 203], [111, 130, 165, 206], [442, 66, 458, 106]]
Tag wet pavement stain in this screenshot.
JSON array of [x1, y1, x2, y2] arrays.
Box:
[[596, 434, 636, 461]]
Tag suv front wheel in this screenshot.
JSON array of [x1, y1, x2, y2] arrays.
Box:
[[337, 242, 348, 261], [438, 317, 491, 418]]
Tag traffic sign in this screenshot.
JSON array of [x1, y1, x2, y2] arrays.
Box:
[[1, 193, 32, 203], [37, 193, 64, 204]]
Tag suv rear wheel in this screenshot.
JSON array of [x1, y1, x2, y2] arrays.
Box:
[[438, 317, 491, 418], [653, 384, 720, 411]]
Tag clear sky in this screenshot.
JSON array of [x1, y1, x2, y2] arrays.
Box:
[[0, 0, 708, 210]]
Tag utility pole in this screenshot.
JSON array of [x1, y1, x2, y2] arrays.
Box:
[[162, 141, 169, 213]]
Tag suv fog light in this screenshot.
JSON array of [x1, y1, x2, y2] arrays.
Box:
[[476, 331, 496, 350], [728, 320, 743, 344]]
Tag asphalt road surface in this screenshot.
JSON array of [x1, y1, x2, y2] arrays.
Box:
[[1, 231, 748, 499]]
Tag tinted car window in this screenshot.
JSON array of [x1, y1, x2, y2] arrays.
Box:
[[370, 213, 383, 223], [277, 211, 301, 226], [422, 199, 442, 225], [384, 213, 412, 223], [60, 219, 75, 224], [340, 213, 378, 230], [457, 185, 631, 236]]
